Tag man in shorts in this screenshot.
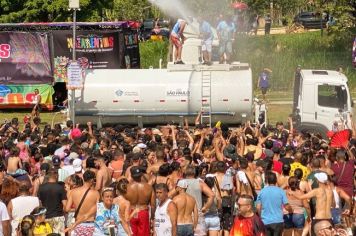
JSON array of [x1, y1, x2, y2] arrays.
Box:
[[170, 19, 187, 64], [216, 15, 235, 64], [198, 17, 213, 65], [173, 179, 198, 236]]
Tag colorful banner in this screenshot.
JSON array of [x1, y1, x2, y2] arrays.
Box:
[[52, 30, 123, 82], [0, 84, 54, 109], [0, 32, 53, 84], [124, 31, 140, 69]]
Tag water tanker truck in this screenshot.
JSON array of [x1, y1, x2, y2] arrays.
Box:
[[73, 21, 353, 134], [74, 62, 253, 126]]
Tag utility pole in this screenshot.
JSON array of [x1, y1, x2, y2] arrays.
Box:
[[69, 0, 79, 124]]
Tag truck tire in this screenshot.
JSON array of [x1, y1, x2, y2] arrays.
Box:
[[298, 124, 329, 139]]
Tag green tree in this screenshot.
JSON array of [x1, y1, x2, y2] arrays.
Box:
[[0, 0, 114, 23]]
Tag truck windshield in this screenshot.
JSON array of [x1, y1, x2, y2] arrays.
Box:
[[318, 84, 347, 109]]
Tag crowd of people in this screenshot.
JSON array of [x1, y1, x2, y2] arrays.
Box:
[[0, 112, 355, 236]]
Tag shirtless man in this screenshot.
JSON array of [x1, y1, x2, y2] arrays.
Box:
[[254, 160, 265, 194], [125, 153, 142, 182], [7, 147, 23, 175], [94, 155, 111, 191], [214, 161, 234, 235], [173, 179, 198, 236], [236, 158, 255, 198], [289, 172, 333, 236], [124, 166, 155, 236], [146, 148, 165, 176], [65, 170, 100, 236]]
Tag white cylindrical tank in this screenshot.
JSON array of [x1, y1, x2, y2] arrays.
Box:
[[74, 63, 253, 125]]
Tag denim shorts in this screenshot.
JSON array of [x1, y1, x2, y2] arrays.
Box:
[[177, 224, 194, 236], [204, 214, 220, 231], [331, 208, 341, 225], [283, 213, 305, 229]]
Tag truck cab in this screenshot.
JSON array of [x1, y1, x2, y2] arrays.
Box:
[[293, 70, 353, 135]]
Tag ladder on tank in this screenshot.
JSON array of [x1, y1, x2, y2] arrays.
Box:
[[200, 70, 212, 127]]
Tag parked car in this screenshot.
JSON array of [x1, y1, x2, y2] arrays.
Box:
[[139, 18, 170, 41], [294, 12, 327, 29]]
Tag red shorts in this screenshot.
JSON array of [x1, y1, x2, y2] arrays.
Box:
[[130, 208, 150, 236], [170, 35, 182, 48]]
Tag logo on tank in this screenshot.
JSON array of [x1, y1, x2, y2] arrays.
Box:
[[115, 90, 124, 96], [166, 89, 190, 97]]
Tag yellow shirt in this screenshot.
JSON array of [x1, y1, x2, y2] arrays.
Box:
[[33, 222, 52, 236], [290, 162, 309, 180]]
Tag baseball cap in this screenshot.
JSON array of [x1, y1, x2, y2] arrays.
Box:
[[131, 166, 143, 178], [136, 143, 147, 149], [68, 152, 79, 160], [132, 146, 141, 154], [52, 155, 61, 166], [73, 159, 82, 172], [81, 142, 89, 149], [176, 179, 188, 189], [314, 172, 328, 183]]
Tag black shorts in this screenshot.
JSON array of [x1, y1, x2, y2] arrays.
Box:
[[220, 207, 234, 230], [261, 87, 268, 95]]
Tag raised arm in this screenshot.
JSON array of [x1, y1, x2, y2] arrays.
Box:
[[184, 130, 194, 150], [195, 111, 202, 125], [289, 188, 317, 200]]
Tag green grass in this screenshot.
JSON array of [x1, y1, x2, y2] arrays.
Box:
[[267, 104, 292, 124], [140, 40, 169, 69], [0, 110, 66, 129], [234, 32, 356, 95]]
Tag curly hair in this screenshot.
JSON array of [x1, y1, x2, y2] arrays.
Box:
[[0, 178, 19, 205]]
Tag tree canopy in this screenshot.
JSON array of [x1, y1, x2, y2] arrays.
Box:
[[0, 0, 354, 38]]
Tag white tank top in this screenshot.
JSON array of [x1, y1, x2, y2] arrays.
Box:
[[155, 199, 172, 236], [10, 196, 40, 236]]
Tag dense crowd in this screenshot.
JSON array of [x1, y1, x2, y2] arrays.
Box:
[[0, 113, 355, 236]]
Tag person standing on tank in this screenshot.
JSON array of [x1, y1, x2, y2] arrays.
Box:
[[170, 19, 187, 65]]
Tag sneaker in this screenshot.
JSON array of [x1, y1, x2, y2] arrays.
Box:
[[176, 60, 185, 64], [206, 61, 212, 66]]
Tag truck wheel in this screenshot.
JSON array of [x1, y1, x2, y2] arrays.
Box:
[[299, 126, 328, 139]]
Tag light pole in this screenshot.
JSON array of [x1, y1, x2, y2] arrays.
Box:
[[69, 0, 79, 124]]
